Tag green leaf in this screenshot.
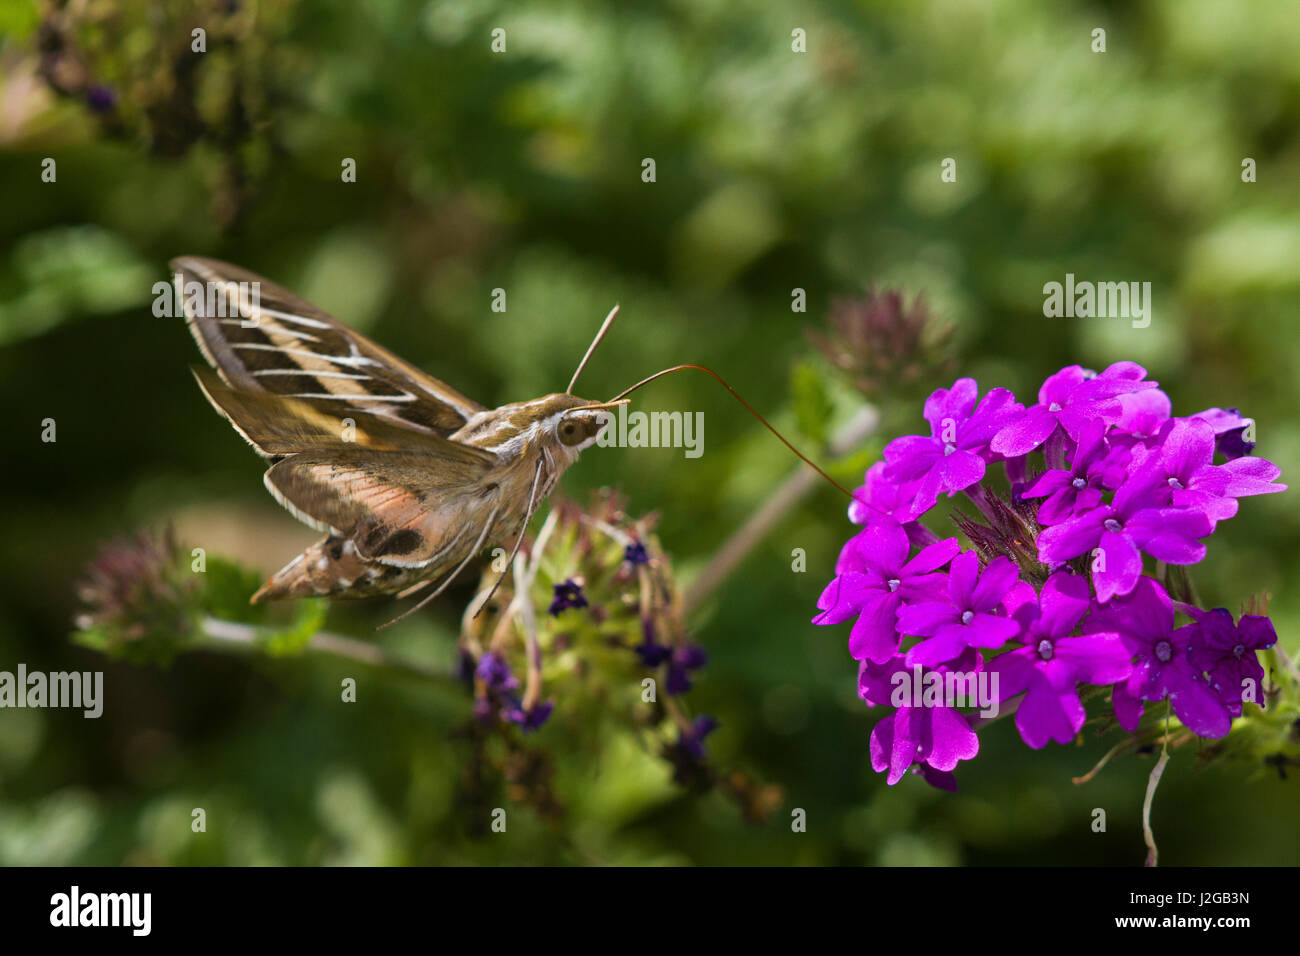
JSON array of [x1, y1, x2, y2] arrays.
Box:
[[200, 558, 268, 624], [260, 601, 327, 657]]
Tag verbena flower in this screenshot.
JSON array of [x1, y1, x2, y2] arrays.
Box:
[[1184, 607, 1277, 716], [814, 363, 1286, 789], [1021, 417, 1128, 525], [898, 551, 1022, 667], [989, 572, 1132, 748], [847, 461, 920, 527], [1084, 577, 1231, 738], [1126, 417, 1285, 528], [858, 648, 982, 786], [1036, 471, 1213, 603], [813, 519, 960, 663], [1191, 407, 1256, 460], [883, 378, 1022, 520], [990, 362, 1156, 457]]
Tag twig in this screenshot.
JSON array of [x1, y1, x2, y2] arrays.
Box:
[[1143, 704, 1173, 867], [199, 616, 458, 684], [1073, 738, 1132, 786], [1142, 748, 1170, 867]]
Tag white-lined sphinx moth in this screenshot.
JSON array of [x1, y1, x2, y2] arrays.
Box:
[[172, 257, 626, 618]]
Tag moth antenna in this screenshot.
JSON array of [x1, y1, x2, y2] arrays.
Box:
[[567, 304, 621, 394], [375, 500, 502, 631], [608, 364, 857, 500]]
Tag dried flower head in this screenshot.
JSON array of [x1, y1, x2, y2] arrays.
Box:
[[74, 527, 194, 663], [807, 288, 954, 397]]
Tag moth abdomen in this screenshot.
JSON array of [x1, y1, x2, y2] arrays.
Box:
[[251, 534, 428, 603]]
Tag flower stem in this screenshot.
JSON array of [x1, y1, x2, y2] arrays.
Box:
[[198, 617, 459, 684], [1142, 748, 1170, 867], [1143, 704, 1173, 867]]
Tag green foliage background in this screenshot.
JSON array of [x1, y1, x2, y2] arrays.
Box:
[[1, 0, 1298, 865]]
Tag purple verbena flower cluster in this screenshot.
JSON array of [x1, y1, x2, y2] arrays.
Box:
[[814, 365, 1285, 790]]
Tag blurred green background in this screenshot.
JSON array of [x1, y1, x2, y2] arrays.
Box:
[[1, 0, 1298, 865]]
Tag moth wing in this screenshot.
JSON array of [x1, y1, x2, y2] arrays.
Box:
[[171, 256, 485, 437], [263, 448, 499, 568], [191, 367, 496, 466]]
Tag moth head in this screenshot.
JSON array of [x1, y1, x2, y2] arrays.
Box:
[[552, 398, 625, 453]]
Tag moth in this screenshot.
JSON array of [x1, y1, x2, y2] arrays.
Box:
[[172, 256, 628, 622]]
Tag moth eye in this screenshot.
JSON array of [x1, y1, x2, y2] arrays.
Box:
[[558, 419, 585, 447]]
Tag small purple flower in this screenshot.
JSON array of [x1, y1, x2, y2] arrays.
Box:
[[633, 617, 672, 667], [858, 649, 981, 786], [1184, 607, 1277, 715], [988, 572, 1133, 748], [1084, 577, 1231, 738], [475, 651, 519, 691], [503, 698, 555, 731], [1022, 417, 1129, 525], [674, 714, 719, 760], [813, 518, 960, 663], [85, 83, 117, 113], [899, 551, 1023, 667], [666, 643, 707, 695], [883, 378, 1023, 520], [991, 362, 1157, 457], [624, 541, 650, 565], [1191, 407, 1256, 461], [548, 578, 588, 615], [1037, 472, 1213, 603]]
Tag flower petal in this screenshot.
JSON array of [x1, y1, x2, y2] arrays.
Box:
[[901, 537, 961, 576], [1093, 528, 1143, 604], [991, 404, 1058, 457], [924, 706, 979, 771], [848, 591, 904, 663], [1125, 508, 1211, 565]]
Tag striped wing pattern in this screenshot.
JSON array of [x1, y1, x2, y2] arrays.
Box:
[[173, 257, 505, 597], [171, 256, 484, 437]]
